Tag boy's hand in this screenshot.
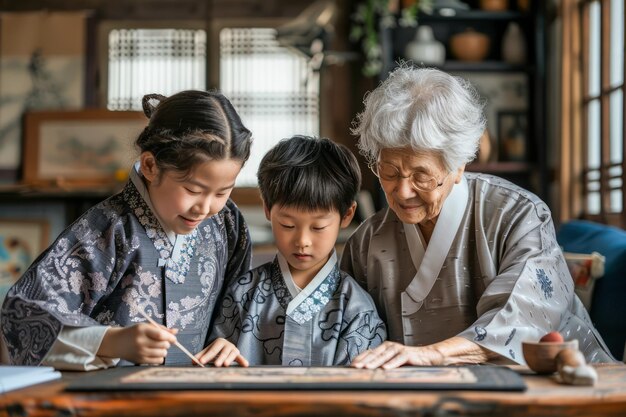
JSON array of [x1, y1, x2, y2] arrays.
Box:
[[195, 338, 249, 367], [98, 323, 178, 365]]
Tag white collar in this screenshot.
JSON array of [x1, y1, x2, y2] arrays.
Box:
[[401, 175, 469, 314], [130, 161, 177, 244], [277, 250, 338, 311]]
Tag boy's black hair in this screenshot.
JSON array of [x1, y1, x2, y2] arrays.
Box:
[[257, 135, 361, 216]]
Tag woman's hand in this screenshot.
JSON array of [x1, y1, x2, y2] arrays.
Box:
[[351, 337, 496, 369], [98, 323, 178, 365], [195, 338, 249, 367], [351, 341, 444, 369]]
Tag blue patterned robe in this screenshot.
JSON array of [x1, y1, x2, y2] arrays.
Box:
[[210, 253, 386, 365], [1, 180, 251, 366]]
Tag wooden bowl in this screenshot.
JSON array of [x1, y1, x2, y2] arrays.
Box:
[[522, 339, 579, 374], [480, 0, 508, 11], [449, 29, 490, 62]]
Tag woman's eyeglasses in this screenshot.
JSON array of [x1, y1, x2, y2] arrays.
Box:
[[369, 161, 448, 192]]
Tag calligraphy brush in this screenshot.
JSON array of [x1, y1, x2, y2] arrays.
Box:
[[137, 307, 205, 368]]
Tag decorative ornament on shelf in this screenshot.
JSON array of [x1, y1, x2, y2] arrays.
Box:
[[502, 115, 527, 161], [517, 0, 531, 12], [433, 0, 470, 16], [502, 22, 527, 65], [404, 25, 445, 66], [350, 0, 434, 77], [449, 28, 490, 62], [479, 0, 508, 11]]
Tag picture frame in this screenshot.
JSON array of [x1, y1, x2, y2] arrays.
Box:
[[497, 110, 528, 162], [0, 219, 49, 303], [22, 109, 147, 185]]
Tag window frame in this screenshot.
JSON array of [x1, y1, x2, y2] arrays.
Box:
[[98, 18, 323, 206], [97, 20, 207, 109], [560, 0, 626, 226], [209, 18, 314, 205]]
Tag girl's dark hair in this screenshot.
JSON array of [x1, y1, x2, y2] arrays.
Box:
[[135, 90, 252, 178], [257, 135, 361, 216]]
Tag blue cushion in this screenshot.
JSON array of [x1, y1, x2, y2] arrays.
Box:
[[557, 220, 626, 360]]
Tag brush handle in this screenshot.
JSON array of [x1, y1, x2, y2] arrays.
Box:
[[137, 309, 205, 368]]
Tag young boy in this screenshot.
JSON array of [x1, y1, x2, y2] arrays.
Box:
[[204, 135, 386, 366]]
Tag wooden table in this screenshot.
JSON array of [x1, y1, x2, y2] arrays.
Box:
[[2, 365, 626, 417]]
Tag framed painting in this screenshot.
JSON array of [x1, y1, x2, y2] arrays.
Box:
[[22, 109, 147, 185], [0, 219, 49, 303], [0, 11, 88, 181]]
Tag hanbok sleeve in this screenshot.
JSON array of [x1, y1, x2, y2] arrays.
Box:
[[1, 212, 125, 365], [223, 200, 252, 285], [333, 279, 387, 365], [207, 278, 243, 345], [42, 326, 119, 371], [457, 200, 615, 364], [339, 209, 390, 289]]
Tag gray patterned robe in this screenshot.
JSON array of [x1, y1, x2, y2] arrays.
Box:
[[341, 173, 616, 365], [210, 252, 387, 365], [1, 180, 251, 366]]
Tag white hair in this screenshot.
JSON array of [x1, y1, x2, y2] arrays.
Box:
[[352, 65, 486, 171]]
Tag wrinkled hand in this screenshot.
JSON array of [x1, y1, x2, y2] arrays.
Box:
[[350, 341, 444, 370], [99, 323, 178, 365], [196, 338, 249, 367]]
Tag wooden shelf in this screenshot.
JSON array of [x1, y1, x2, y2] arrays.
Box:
[[405, 58, 530, 73], [438, 60, 530, 72], [381, 3, 548, 202], [0, 184, 119, 202], [419, 10, 528, 21], [466, 161, 532, 174]]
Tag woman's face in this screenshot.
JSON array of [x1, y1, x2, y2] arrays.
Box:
[[377, 147, 464, 225]]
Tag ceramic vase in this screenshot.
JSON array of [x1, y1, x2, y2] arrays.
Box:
[[502, 116, 527, 161], [502, 22, 527, 64], [517, 0, 531, 12], [480, 0, 508, 11], [449, 28, 489, 62], [404, 26, 445, 66]]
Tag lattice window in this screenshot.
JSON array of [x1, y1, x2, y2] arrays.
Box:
[[107, 28, 206, 111], [219, 27, 320, 187]]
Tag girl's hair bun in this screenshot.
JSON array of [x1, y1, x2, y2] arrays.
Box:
[[142, 93, 167, 118]]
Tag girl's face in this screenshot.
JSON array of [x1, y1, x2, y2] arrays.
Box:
[[141, 152, 242, 235], [264, 204, 355, 287]]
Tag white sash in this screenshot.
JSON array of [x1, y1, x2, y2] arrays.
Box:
[[401, 176, 469, 317]]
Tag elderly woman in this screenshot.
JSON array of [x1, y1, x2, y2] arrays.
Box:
[[341, 66, 615, 369]]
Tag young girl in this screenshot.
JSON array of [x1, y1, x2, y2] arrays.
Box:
[[1, 91, 252, 369]]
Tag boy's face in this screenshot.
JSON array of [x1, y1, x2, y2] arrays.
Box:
[[265, 203, 355, 287], [141, 152, 242, 235]]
